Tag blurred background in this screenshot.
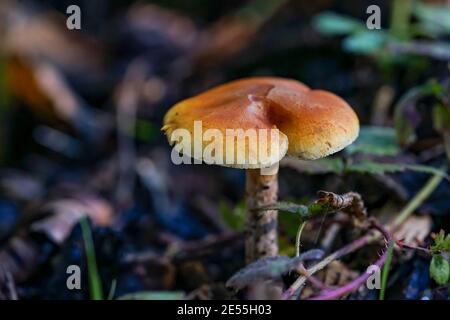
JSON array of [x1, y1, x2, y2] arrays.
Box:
[[0, 0, 449, 300]]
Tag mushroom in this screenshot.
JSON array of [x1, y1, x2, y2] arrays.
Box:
[[162, 77, 359, 263]]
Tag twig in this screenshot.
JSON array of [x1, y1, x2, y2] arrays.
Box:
[[308, 222, 392, 300], [296, 265, 329, 291], [395, 239, 432, 255], [316, 191, 367, 223], [282, 234, 368, 299], [282, 220, 389, 300], [0, 267, 18, 300], [307, 275, 330, 291], [5, 271, 18, 300]]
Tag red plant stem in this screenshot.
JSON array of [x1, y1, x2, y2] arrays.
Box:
[[308, 222, 392, 300], [296, 264, 330, 291], [308, 252, 385, 300], [395, 239, 431, 255], [307, 275, 330, 291], [282, 233, 370, 299]]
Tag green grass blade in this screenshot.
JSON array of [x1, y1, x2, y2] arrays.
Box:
[[80, 217, 104, 300], [379, 241, 394, 300], [107, 279, 117, 300]]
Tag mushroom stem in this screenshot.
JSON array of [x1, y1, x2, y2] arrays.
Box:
[[245, 169, 278, 263]]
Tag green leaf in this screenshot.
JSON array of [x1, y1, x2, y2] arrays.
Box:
[[430, 255, 450, 285], [117, 291, 185, 300], [430, 230, 450, 254], [434, 230, 445, 245], [308, 202, 329, 214], [346, 160, 449, 179], [414, 3, 450, 35], [343, 30, 388, 55], [260, 201, 330, 220], [219, 201, 245, 231], [282, 157, 345, 174], [312, 12, 364, 36], [261, 201, 308, 215], [347, 126, 400, 156], [261, 201, 333, 223]]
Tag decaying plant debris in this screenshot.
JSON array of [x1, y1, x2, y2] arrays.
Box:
[[0, 0, 449, 300]]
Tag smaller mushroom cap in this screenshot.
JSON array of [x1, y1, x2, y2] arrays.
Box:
[[162, 77, 359, 168]]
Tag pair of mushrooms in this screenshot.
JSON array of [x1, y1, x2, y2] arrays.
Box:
[[162, 77, 359, 263]]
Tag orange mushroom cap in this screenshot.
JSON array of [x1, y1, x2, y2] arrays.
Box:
[[162, 77, 359, 168]]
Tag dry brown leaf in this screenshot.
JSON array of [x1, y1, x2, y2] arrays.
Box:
[[319, 261, 359, 288], [393, 214, 432, 248], [31, 197, 113, 245]]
